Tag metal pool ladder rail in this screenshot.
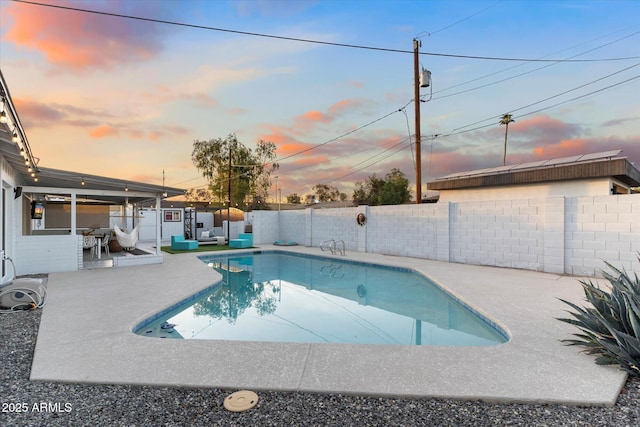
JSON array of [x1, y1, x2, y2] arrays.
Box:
[[320, 239, 346, 256]]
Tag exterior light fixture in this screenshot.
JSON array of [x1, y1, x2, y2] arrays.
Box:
[[28, 167, 33, 172], [81, 178, 85, 186], [25, 159, 30, 166], [0, 110, 7, 123], [30, 172, 35, 177], [12, 130, 19, 143], [124, 184, 129, 191]]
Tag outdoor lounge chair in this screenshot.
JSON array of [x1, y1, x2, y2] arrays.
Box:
[[113, 224, 139, 250]]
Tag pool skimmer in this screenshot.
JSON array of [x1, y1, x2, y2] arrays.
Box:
[[223, 390, 258, 412]]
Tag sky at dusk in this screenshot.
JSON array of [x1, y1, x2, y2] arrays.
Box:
[[1, 0, 639, 201]]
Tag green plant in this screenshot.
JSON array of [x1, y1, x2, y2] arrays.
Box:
[[558, 259, 640, 377]]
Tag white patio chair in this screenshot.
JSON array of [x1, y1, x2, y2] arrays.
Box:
[[82, 235, 97, 258], [101, 232, 110, 256]]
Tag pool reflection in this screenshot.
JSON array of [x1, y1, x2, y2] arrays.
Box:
[[136, 253, 507, 346]]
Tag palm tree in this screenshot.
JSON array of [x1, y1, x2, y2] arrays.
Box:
[[499, 113, 515, 165]]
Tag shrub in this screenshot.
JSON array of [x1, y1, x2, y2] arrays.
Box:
[[558, 259, 640, 377]]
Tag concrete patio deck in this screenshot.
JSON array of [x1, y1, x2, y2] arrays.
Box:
[[30, 245, 627, 406]]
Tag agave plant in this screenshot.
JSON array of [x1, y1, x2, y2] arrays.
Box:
[[558, 258, 640, 377]]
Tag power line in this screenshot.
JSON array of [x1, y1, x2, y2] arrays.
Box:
[[433, 25, 640, 97], [442, 74, 640, 139], [431, 29, 640, 101], [320, 136, 412, 186], [273, 108, 406, 164], [427, 0, 503, 37], [11, 0, 640, 63], [449, 63, 640, 134]]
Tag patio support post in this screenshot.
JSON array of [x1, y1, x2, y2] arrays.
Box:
[[70, 192, 77, 235], [122, 198, 128, 229], [155, 196, 161, 256]]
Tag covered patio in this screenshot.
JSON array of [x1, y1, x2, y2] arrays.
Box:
[[6, 163, 184, 275]]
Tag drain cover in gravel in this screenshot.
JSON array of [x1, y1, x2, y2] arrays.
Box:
[[223, 390, 259, 412]]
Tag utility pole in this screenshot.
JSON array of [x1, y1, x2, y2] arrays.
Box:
[[413, 38, 422, 204]]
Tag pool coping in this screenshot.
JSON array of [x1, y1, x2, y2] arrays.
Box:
[[30, 245, 627, 406]]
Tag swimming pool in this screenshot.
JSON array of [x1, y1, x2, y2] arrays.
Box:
[[135, 251, 508, 346]]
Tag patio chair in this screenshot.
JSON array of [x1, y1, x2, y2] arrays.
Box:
[[113, 224, 139, 250], [82, 235, 97, 258], [101, 232, 111, 256]]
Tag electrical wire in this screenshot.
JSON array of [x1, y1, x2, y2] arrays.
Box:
[[447, 64, 640, 135], [11, 0, 640, 63], [172, 103, 411, 189], [436, 74, 639, 140], [181, 68, 638, 193], [400, 106, 416, 170], [431, 29, 640, 101], [432, 24, 640, 97], [320, 136, 412, 185], [426, 0, 503, 37]]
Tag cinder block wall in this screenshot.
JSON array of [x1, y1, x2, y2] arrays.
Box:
[[252, 194, 640, 277], [565, 195, 640, 276]]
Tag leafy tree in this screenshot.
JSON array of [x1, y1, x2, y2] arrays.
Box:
[[313, 184, 341, 202], [287, 193, 301, 204], [380, 168, 411, 205], [353, 168, 411, 205], [185, 188, 215, 203], [500, 113, 515, 166], [191, 133, 278, 210]]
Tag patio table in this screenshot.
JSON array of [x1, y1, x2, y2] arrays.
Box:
[[90, 233, 105, 259]]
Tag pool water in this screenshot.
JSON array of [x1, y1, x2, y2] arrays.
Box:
[[135, 252, 508, 346]]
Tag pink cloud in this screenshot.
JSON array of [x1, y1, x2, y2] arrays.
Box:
[[531, 136, 640, 161], [510, 114, 583, 140], [296, 110, 332, 124], [4, 0, 166, 71], [327, 99, 366, 116], [89, 125, 119, 138], [13, 97, 66, 127]]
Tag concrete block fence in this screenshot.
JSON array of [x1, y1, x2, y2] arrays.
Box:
[[251, 194, 640, 277]]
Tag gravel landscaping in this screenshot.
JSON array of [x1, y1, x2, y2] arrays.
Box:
[[2, 309, 640, 426]]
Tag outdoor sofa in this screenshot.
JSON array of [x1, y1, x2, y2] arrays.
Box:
[[197, 230, 227, 245]]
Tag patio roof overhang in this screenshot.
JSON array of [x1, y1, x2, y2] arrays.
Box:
[[20, 167, 186, 204], [0, 134, 185, 204]]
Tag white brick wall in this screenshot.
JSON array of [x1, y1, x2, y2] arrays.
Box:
[[15, 235, 79, 275], [253, 193, 640, 277]]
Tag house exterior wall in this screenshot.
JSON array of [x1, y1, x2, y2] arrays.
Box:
[[1, 157, 19, 283], [252, 193, 640, 277]]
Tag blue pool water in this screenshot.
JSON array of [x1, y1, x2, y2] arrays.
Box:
[[135, 251, 508, 346]]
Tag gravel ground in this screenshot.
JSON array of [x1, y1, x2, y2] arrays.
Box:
[[2, 309, 640, 426]]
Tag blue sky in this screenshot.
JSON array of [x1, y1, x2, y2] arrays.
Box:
[[1, 0, 638, 200]]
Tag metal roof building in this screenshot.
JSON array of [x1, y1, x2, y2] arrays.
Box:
[[427, 150, 640, 203]]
